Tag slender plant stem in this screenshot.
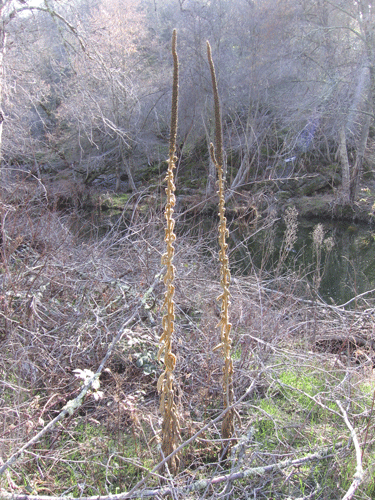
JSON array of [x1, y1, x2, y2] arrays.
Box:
[[157, 28, 181, 475]]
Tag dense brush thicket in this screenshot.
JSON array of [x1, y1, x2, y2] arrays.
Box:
[[1, 27, 375, 500]]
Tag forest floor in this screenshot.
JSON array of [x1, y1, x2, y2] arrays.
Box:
[[0, 177, 375, 499]]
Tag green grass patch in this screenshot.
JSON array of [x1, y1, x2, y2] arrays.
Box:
[[100, 193, 131, 210]]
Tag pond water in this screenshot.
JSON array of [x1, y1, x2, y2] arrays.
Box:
[[229, 217, 375, 306], [75, 206, 375, 307]]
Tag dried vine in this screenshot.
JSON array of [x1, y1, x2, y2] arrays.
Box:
[[207, 41, 235, 456], [157, 28, 181, 475]]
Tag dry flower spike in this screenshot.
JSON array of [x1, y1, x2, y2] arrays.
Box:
[[157, 28, 181, 475], [207, 41, 235, 458]]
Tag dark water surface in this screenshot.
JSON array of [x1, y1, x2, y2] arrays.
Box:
[[75, 207, 375, 307], [229, 217, 375, 306]]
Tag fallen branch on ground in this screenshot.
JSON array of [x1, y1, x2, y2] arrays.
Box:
[[336, 400, 364, 500], [0, 371, 348, 500], [0, 309, 140, 478], [0, 441, 346, 500]]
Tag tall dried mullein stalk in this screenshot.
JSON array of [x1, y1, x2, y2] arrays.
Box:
[[207, 41, 235, 456], [157, 28, 181, 475]]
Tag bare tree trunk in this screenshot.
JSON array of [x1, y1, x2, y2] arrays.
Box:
[[120, 142, 136, 192], [0, 25, 7, 170], [350, 111, 371, 203], [115, 164, 121, 192], [226, 102, 259, 202], [348, 1, 375, 201], [226, 149, 250, 202], [338, 125, 351, 204], [124, 159, 136, 192]]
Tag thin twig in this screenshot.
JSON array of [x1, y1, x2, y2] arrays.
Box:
[[0, 374, 349, 500], [0, 309, 139, 478], [0, 441, 345, 500], [336, 400, 364, 500]]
